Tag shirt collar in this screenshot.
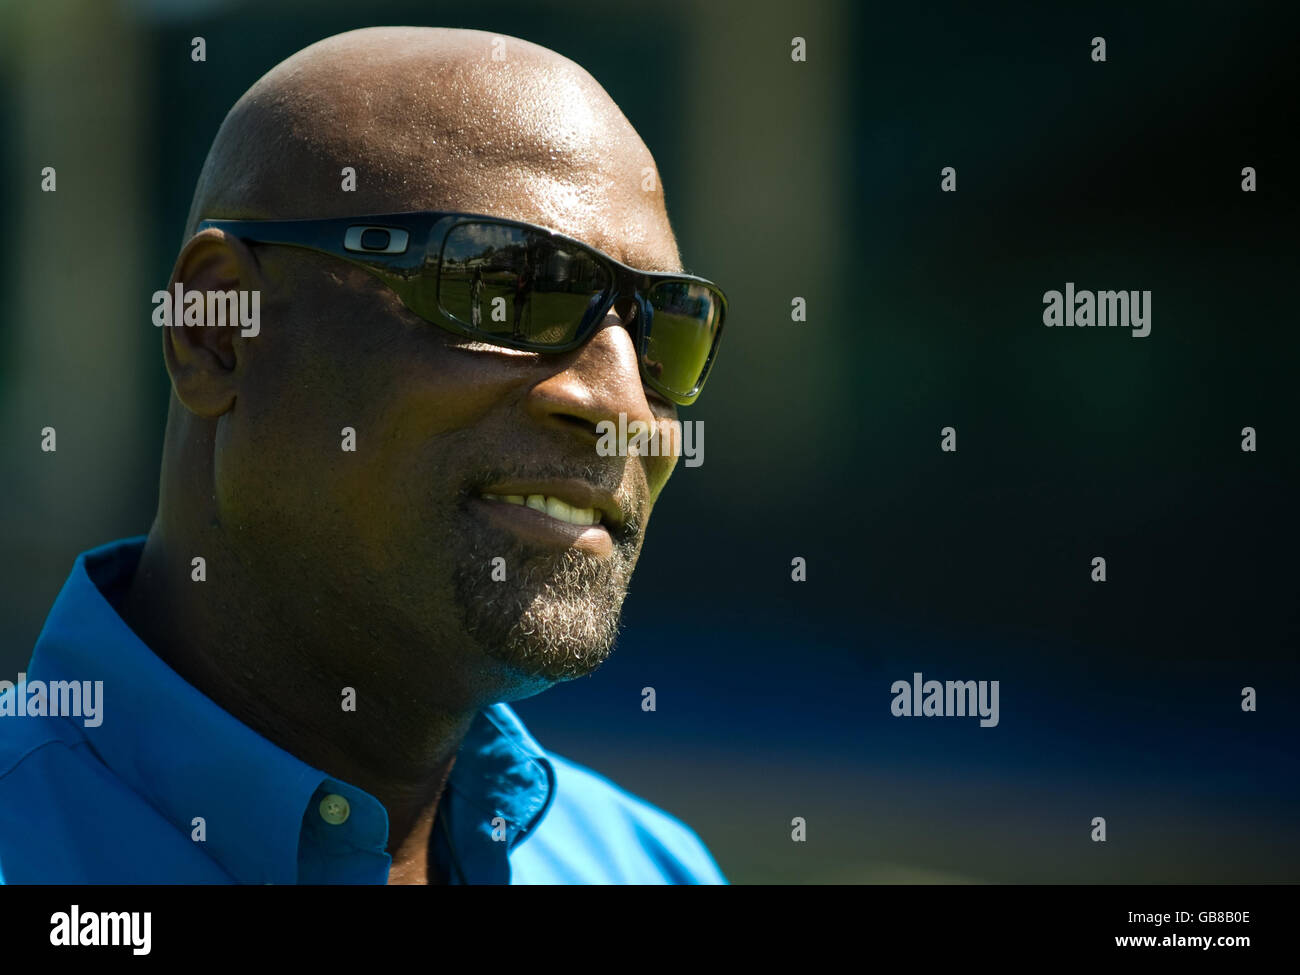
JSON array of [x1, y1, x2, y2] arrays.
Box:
[[27, 537, 555, 884]]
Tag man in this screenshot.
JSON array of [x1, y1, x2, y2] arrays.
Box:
[[511, 244, 536, 338], [0, 26, 727, 884]]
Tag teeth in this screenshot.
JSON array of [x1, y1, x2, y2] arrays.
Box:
[[483, 492, 600, 527]]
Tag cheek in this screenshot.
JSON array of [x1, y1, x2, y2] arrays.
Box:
[[643, 410, 683, 493], [222, 280, 545, 560], [213, 329, 399, 546], [645, 450, 679, 501]]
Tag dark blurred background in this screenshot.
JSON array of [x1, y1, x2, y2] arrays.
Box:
[[1, 0, 1296, 882]]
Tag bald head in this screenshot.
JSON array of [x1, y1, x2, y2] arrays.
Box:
[[185, 26, 681, 271], [142, 26, 694, 709]]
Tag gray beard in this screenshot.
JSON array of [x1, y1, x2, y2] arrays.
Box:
[[452, 533, 637, 682]]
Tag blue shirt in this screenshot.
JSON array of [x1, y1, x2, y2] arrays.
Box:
[[0, 538, 726, 885]]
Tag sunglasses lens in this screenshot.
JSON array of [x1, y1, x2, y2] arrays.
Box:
[[438, 222, 611, 344], [643, 281, 724, 401]]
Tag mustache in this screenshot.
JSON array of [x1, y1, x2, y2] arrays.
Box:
[[462, 461, 645, 542]]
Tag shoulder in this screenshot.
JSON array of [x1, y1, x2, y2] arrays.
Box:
[[512, 752, 727, 885], [0, 685, 86, 780], [0, 688, 91, 885], [0, 692, 222, 885]]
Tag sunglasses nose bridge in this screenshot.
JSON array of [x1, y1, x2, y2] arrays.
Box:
[[593, 267, 635, 333]]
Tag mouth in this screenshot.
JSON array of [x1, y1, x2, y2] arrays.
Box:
[[481, 491, 607, 525], [471, 480, 628, 557]]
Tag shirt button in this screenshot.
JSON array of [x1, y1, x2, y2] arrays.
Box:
[[319, 794, 351, 825]]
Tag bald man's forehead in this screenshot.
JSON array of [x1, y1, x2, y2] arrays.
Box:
[[189, 27, 682, 272]]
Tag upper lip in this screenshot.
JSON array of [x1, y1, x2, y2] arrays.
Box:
[[477, 478, 627, 530]]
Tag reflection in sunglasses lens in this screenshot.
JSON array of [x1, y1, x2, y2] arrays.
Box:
[[645, 282, 721, 398], [439, 223, 610, 345]]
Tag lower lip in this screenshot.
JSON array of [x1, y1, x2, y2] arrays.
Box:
[[472, 497, 614, 557]]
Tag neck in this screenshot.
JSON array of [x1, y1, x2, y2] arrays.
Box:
[[118, 526, 476, 875]]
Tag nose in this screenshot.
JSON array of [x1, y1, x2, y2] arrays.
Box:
[[525, 299, 656, 444]]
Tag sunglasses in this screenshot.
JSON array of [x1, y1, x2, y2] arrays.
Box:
[[195, 210, 727, 406]]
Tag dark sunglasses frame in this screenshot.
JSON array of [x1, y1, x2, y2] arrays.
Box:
[[195, 210, 727, 406]]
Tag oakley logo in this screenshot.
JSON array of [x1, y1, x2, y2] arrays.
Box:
[[1043, 283, 1151, 337], [595, 413, 703, 468], [344, 225, 409, 254], [151, 283, 261, 337]]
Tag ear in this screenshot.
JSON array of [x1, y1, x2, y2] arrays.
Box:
[[157, 229, 264, 418]]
